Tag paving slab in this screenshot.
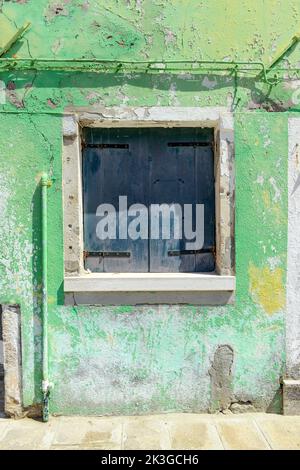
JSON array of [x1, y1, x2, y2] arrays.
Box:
[[123, 415, 171, 450], [0, 418, 56, 450], [52, 416, 123, 449], [0, 418, 9, 441], [167, 414, 223, 450], [214, 415, 270, 450], [0, 413, 300, 450], [51, 416, 89, 446], [80, 417, 123, 450], [254, 414, 300, 450]]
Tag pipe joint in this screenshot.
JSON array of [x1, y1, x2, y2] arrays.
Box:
[[41, 174, 52, 187], [42, 380, 53, 393]]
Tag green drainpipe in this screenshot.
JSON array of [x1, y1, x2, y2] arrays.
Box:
[[41, 174, 52, 422]]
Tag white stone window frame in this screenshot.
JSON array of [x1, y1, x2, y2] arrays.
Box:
[[62, 107, 235, 304], [283, 117, 300, 415]]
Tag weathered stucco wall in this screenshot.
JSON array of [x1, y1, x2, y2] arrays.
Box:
[[0, 0, 299, 415]]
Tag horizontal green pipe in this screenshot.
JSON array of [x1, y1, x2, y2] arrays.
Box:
[[0, 58, 299, 87], [0, 57, 290, 84], [1, 31, 299, 85]]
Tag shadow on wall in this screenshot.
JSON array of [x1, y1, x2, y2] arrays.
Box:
[[1, 71, 294, 112]]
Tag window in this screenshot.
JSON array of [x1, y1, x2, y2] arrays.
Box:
[[63, 107, 235, 301], [82, 127, 215, 273]]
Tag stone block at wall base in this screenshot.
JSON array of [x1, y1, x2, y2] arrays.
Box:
[[283, 379, 300, 415], [2, 305, 22, 418]]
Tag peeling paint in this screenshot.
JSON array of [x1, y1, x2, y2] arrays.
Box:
[[202, 76, 217, 90], [0, 0, 293, 416]]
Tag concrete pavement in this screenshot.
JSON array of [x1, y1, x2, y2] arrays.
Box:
[[0, 412, 299, 450]]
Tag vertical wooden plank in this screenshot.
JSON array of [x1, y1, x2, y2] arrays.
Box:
[[149, 128, 215, 272], [83, 128, 149, 272], [149, 128, 181, 272], [195, 128, 215, 272]]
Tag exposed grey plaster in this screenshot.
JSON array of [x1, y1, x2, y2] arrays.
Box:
[[283, 379, 300, 415], [209, 345, 234, 412], [67, 105, 227, 125], [2, 304, 22, 418], [230, 402, 256, 413]]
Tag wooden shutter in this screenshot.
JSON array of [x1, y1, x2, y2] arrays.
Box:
[[83, 128, 149, 272], [149, 128, 215, 272], [82, 127, 215, 273]]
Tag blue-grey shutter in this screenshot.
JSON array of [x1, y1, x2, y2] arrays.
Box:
[[83, 128, 149, 272], [83, 127, 215, 273], [149, 128, 215, 272]]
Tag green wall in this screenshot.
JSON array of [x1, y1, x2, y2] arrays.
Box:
[[0, 0, 299, 415]]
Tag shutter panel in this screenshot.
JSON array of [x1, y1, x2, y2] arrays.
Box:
[[194, 129, 215, 272], [149, 128, 215, 272], [83, 128, 149, 272], [83, 127, 215, 273]]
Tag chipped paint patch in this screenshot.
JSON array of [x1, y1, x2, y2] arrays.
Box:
[[0, 1, 291, 416], [269, 177, 281, 203], [256, 175, 264, 185], [267, 256, 282, 270], [202, 76, 217, 90], [44, 2, 70, 24]]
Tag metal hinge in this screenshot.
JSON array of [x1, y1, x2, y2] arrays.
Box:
[[168, 247, 214, 256], [82, 143, 129, 149], [167, 142, 212, 147], [84, 250, 131, 258]]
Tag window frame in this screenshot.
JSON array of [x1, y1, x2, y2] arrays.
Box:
[[82, 126, 216, 274], [62, 107, 235, 303]]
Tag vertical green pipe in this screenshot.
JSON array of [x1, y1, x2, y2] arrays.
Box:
[[41, 173, 50, 422]]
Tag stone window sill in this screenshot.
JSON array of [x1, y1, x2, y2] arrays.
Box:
[[64, 272, 236, 293]]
